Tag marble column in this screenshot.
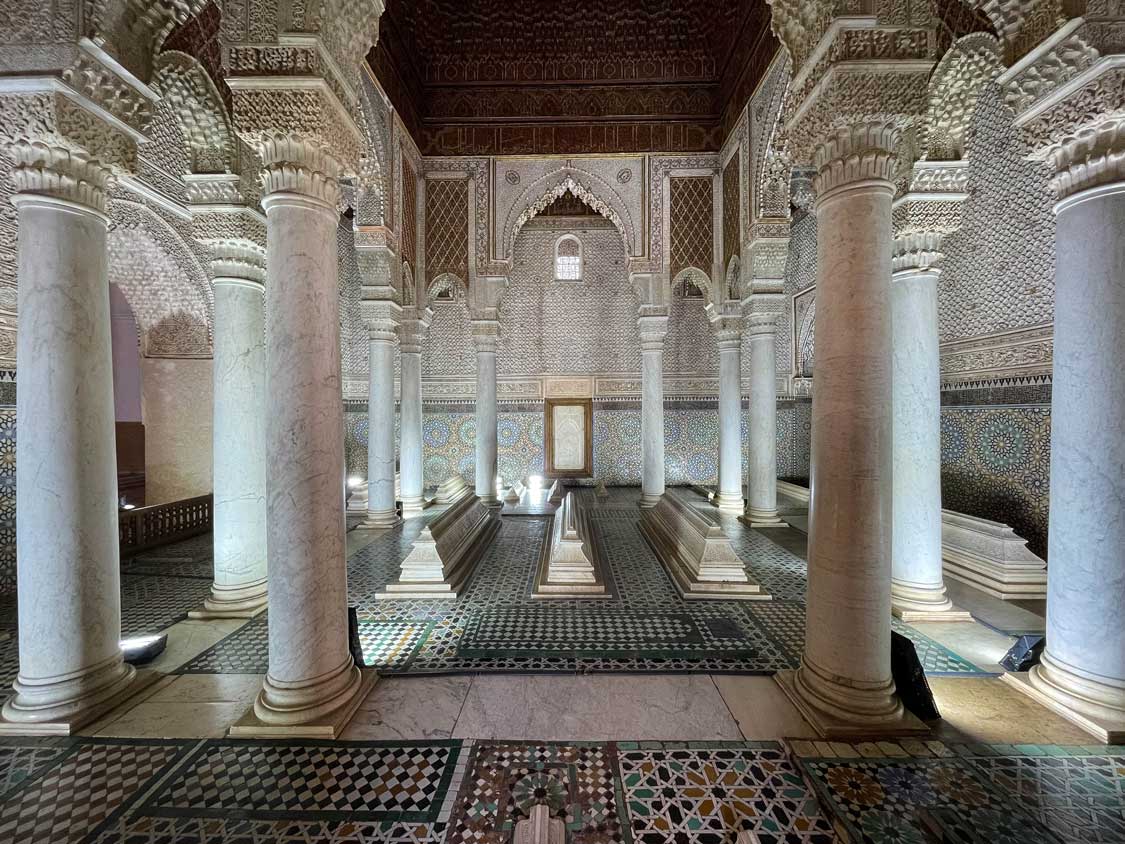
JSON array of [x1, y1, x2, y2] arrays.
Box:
[[1021, 170, 1125, 741], [398, 312, 430, 515], [777, 123, 917, 736], [712, 314, 744, 511], [2, 150, 140, 731], [196, 246, 268, 618], [361, 305, 401, 529], [638, 314, 669, 508], [890, 267, 966, 621], [472, 322, 500, 506], [240, 140, 369, 734], [745, 312, 783, 526]]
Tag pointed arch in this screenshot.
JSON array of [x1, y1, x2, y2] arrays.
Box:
[[503, 170, 637, 260]]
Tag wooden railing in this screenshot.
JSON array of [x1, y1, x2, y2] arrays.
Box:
[[119, 494, 212, 555]]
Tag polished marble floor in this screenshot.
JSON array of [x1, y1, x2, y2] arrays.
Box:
[[2, 489, 1120, 843], [167, 488, 989, 678]]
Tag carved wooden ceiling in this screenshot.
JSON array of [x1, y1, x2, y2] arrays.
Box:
[[369, 0, 778, 156]]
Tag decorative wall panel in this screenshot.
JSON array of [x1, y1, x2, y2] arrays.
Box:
[[400, 157, 417, 270], [722, 155, 740, 271], [338, 221, 367, 381], [0, 407, 13, 593], [941, 402, 1050, 558], [424, 178, 469, 285], [668, 176, 714, 281], [938, 84, 1055, 343]]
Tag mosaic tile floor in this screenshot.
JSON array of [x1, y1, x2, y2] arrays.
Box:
[[792, 738, 1125, 844], [178, 489, 987, 677], [0, 735, 1118, 843]]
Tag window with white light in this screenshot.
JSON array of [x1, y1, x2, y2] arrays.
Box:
[[555, 235, 582, 281]]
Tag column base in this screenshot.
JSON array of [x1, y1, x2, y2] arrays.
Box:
[[400, 495, 428, 517], [890, 579, 972, 623], [639, 492, 663, 509], [357, 508, 402, 530], [739, 507, 786, 528], [189, 578, 268, 620], [713, 491, 744, 512], [231, 661, 376, 739], [477, 494, 501, 509], [774, 660, 928, 739], [1001, 652, 1125, 743], [0, 666, 162, 736]]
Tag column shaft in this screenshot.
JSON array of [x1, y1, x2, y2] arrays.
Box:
[[639, 315, 668, 508], [474, 333, 499, 505], [784, 123, 908, 733], [399, 344, 425, 514], [890, 269, 958, 619], [746, 317, 782, 524], [255, 180, 361, 727], [201, 276, 268, 616], [4, 186, 135, 727], [1028, 182, 1125, 734], [363, 330, 400, 528], [715, 333, 743, 511]]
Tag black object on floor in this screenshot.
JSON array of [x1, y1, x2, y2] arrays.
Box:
[[122, 632, 168, 664], [891, 630, 940, 721], [348, 605, 366, 667], [1000, 634, 1045, 672]]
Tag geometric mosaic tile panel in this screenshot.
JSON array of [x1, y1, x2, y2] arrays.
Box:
[[92, 816, 449, 843], [0, 739, 70, 798], [445, 740, 625, 842], [0, 739, 189, 844], [141, 740, 462, 823], [793, 741, 1125, 844], [618, 742, 835, 843], [175, 488, 986, 677]]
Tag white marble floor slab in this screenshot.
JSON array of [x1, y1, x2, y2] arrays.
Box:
[[909, 620, 1016, 674], [711, 675, 817, 740], [144, 618, 250, 673], [451, 674, 742, 740], [342, 675, 473, 740]]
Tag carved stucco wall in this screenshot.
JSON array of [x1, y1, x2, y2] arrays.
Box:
[[938, 84, 1055, 342]]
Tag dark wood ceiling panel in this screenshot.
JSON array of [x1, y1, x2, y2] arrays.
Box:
[[369, 0, 777, 156]]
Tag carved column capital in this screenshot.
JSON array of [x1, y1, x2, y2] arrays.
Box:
[[745, 312, 781, 338], [257, 135, 345, 207], [707, 301, 744, 349], [470, 320, 501, 354], [0, 86, 142, 214], [813, 122, 901, 199], [399, 307, 433, 355], [998, 15, 1125, 200], [637, 313, 669, 352], [361, 299, 402, 344], [891, 161, 970, 273], [208, 239, 267, 287]]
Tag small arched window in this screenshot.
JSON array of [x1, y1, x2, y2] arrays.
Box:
[[555, 235, 582, 281]]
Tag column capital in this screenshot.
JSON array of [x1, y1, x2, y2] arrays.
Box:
[[398, 306, 433, 356], [892, 161, 970, 274], [767, 9, 936, 164], [208, 239, 267, 287], [998, 15, 1125, 201], [256, 135, 345, 209], [813, 122, 901, 199], [706, 301, 744, 349], [745, 312, 781, 337], [470, 319, 501, 353], [745, 220, 790, 298], [637, 313, 669, 351], [362, 300, 401, 343], [0, 84, 143, 214], [186, 174, 268, 257]]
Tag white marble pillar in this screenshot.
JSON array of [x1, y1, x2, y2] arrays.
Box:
[[1023, 175, 1125, 740], [243, 141, 368, 733], [890, 268, 965, 621], [472, 323, 500, 506], [778, 123, 916, 736], [196, 247, 268, 618], [2, 152, 139, 730], [398, 314, 429, 515], [361, 309, 401, 529], [638, 314, 669, 508], [713, 317, 744, 511], [745, 312, 783, 526]]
